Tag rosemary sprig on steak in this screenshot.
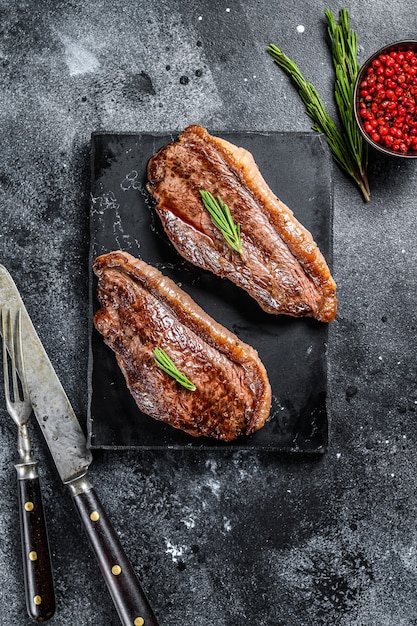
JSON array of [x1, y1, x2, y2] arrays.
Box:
[[267, 9, 370, 202], [153, 347, 196, 391], [199, 190, 243, 254]]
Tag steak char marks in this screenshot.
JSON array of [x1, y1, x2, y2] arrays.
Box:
[[93, 251, 271, 441], [147, 125, 337, 323]]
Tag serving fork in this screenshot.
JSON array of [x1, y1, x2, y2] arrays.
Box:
[[1, 307, 55, 622]]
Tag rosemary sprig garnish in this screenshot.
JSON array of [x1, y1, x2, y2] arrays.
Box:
[[267, 9, 370, 202], [325, 8, 369, 194], [199, 190, 243, 254], [153, 347, 196, 391]]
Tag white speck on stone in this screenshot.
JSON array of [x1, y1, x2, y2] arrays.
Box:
[[336, 452, 341, 459], [165, 540, 185, 563], [244, 78, 248, 82], [390, 473, 395, 478], [181, 516, 195, 530], [297, 24, 305, 33], [198, 15, 203, 21], [205, 477, 221, 498], [226, 7, 231, 12], [224, 518, 232, 532], [205, 458, 217, 474], [59, 33, 100, 76], [402, 249, 406, 253], [398, 542, 417, 571], [378, 355, 383, 361]]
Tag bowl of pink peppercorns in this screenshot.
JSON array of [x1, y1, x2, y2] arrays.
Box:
[[354, 41, 417, 157]]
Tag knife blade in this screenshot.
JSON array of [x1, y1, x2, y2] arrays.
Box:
[[0, 265, 159, 626]]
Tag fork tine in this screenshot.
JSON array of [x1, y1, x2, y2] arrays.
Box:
[[14, 309, 29, 401], [2, 309, 11, 407], [5, 309, 18, 404], [10, 310, 20, 404]]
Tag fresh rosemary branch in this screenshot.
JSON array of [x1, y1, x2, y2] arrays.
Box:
[[267, 9, 370, 202], [199, 190, 243, 254], [153, 347, 196, 391], [266, 45, 349, 170], [325, 8, 369, 193]]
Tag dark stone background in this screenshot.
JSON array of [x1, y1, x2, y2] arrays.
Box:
[[0, 1, 416, 624]]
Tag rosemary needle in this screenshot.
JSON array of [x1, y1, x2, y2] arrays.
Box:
[[267, 9, 370, 202], [199, 190, 243, 255], [153, 347, 196, 391]]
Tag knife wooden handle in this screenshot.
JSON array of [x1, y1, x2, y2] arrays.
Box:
[[16, 462, 55, 622], [72, 485, 159, 626]]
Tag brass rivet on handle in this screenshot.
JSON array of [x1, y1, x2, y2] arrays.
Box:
[[24, 501, 34, 512], [29, 551, 38, 561], [111, 564, 122, 576], [134, 618, 145, 626], [90, 511, 100, 522], [34, 595, 42, 605]]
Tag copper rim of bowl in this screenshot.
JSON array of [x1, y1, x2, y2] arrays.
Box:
[[354, 40, 417, 158]]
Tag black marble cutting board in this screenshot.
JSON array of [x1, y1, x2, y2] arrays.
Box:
[[88, 131, 333, 451]]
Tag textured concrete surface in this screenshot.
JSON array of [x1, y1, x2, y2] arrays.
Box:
[[0, 1, 417, 624]]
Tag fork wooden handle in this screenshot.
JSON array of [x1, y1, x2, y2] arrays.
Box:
[[16, 461, 55, 622]]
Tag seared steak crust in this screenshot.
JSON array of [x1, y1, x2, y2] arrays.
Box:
[[147, 125, 337, 322], [93, 251, 271, 441]]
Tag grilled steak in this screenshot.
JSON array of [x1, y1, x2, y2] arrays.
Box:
[[147, 125, 337, 322], [93, 251, 271, 441]]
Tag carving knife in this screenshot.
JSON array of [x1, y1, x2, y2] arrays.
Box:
[[0, 265, 159, 626]]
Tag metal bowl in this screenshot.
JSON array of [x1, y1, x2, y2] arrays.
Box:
[[354, 40, 417, 158]]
